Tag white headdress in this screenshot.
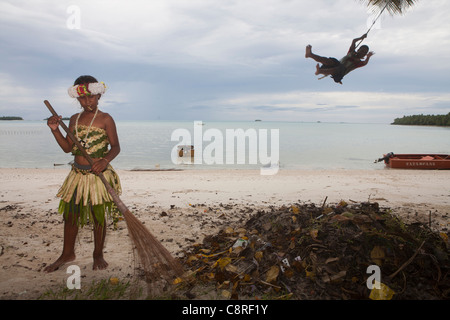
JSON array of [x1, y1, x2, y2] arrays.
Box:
[[68, 82, 107, 98]]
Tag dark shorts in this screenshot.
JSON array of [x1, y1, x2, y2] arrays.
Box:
[[320, 57, 346, 83]]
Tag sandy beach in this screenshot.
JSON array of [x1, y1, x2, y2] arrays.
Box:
[[0, 167, 449, 299]]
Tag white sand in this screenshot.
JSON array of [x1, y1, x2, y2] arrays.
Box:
[[0, 167, 449, 299]]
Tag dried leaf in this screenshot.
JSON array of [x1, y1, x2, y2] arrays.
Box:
[[224, 227, 234, 234], [370, 246, 385, 266], [322, 270, 346, 283], [325, 257, 339, 264], [331, 214, 351, 223], [216, 257, 232, 271], [242, 274, 251, 282], [310, 229, 319, 239], [369, 281, 395, 300], [323, 207, 333, 214], [221, 290, 232, 299], [292, 260, 303, 272], [305, 266, 315, 279], [284, 268, 294, 278], [225, 263, 238, 273], [288, 239, 295, 249], [265, 265, 280, 283], [232, 246, 244, 255], [254, 251, 263, 262], [338, 200, 348, 207], [186, 255, 198, 265]]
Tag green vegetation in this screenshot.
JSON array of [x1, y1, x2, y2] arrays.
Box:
[[39, 278, 146, 300], [392, 112, 450, 127], [0, 116, 23, 120]]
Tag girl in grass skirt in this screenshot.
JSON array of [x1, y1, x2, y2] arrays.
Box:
[[45, 75, 121, 272]]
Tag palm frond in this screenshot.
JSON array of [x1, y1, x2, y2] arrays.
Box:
[[360, 0, 418, 15]]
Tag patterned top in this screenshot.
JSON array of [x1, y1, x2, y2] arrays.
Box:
[[340, 49, 366, 76], [72, 125, 109, 158]]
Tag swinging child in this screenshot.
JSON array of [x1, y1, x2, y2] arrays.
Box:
[[305, 34, 375, 84]]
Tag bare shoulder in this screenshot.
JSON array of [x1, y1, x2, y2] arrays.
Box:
[[99, 112, 115, 123], [98, 112, 117, 130]]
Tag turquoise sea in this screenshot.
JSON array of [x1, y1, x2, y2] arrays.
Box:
[[0, 120, 449, 170]]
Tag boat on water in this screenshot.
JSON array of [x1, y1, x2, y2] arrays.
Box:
[[375, 152, 450, 170]]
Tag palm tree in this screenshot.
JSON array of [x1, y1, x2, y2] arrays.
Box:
[[360, 0, 419, 15]]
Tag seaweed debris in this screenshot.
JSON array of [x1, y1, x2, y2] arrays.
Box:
[[176, 200, 449, 300]]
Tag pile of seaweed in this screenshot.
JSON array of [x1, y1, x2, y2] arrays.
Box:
[[176, 200, 449, 300]]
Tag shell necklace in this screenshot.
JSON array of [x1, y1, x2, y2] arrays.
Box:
[[75, 106, 99, 149]]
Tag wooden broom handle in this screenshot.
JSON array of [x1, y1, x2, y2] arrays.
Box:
[[44, 100, 95, 167]]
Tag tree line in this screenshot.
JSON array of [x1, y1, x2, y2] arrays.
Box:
[[0, 116, 23, 120], [392, 112, 450, 127]]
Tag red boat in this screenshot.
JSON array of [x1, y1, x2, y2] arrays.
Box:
[[375, 153, 450, 170]]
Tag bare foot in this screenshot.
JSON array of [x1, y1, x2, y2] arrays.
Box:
[[305, 45, 312, 58], [43, 254, 76, 273], [93, 255, 108, 270], [315, 63, 321, 75]]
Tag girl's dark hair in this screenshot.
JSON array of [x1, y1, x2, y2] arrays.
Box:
[[74, 75, 98, 86], [359, 45, 369, 53]]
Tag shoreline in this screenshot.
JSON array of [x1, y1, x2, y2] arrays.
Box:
[[1, 168, 449, 299]]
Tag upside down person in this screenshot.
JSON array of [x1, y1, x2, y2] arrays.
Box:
[[305, 34, 375, 84]]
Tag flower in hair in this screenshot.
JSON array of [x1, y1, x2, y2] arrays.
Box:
[[68, 82, 107, 98]]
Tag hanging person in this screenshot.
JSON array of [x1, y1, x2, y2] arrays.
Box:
[[305, 34, 375, 84], [44, 75, 122, 272]]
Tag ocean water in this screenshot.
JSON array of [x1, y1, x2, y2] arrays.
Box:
[[0, 120, 449, 171]]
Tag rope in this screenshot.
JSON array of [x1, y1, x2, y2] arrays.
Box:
[[355, 0, 391, 49], [317, 0, 391, 81]]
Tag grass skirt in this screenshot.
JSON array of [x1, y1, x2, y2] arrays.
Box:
[[57, 164, 122, 227]]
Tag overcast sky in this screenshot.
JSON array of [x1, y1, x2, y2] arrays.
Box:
[[1, 0, 449, 123]]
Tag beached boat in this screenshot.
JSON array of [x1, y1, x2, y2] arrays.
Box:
[[375, 152, 450, 170]]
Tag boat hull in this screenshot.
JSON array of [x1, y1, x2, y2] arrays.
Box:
[[384, 154, 450, 170]]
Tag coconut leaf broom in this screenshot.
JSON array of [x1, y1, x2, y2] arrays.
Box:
[[44, 100, 184, 291]]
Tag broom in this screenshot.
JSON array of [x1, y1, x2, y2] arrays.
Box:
[[44, 100, 184, 290]]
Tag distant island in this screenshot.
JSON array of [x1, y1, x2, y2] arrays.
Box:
[[0, 116, 23, 120], [43, 117, 71, 120], [392, 112, 450, 127]]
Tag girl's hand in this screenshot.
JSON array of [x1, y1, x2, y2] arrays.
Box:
[[91, 158, 109, 175], [47, 115, 61, 131]]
